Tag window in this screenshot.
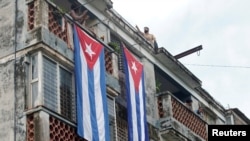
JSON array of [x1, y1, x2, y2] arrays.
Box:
[[108, 96, 116, 141], [116, 103, 128, 141], [60, 67, 75, 121], [108, 96, 115, 117], [30, 52, 75, 121], [43, 57, 58, 112], [31, 55, 38, 79], [31, 55, 38, 107]]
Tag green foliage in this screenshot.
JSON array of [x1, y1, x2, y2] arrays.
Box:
[[156, 79, 162, 93], [57, 6, 67, 14], [108, 42, 120, 53]]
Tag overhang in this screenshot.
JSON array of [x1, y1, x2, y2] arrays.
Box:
[[154, 47, 202, 89]]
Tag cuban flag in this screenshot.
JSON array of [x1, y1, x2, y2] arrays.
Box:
[[73, 25, 110, 141], [123, 45, 149, 141]]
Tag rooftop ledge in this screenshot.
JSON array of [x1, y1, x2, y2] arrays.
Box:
[[154, 47, 202, 89]]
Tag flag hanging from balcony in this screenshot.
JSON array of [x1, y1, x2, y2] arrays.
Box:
[[122, 44, 149, 141], [73, 25, 110, 141]]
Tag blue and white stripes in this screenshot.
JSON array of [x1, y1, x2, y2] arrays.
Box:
[[74, 25, 110, 141], [123, 46, 149, 141]]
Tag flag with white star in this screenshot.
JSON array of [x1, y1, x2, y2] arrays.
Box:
[[123, 45, 149, 141], [73, 25, 110, 141]]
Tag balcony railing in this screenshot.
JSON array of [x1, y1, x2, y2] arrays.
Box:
[[28, 1, 35, 30], [26, 107, 85, 141], [48, 5, 69, 45], [157, 92, 208, 141]]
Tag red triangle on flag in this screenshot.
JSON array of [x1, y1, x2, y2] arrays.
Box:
[[76, 26, 103, 70], [124, 47, 143, 93]]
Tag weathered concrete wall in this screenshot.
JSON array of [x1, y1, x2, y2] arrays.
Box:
[[0, 0, 27, 140], [0, 59, 15, 140], [159, 118, 205, 141], [0, 0, 26, 57], [15, 0, 26, 52], [233, 113, 246, 125], [15, 56, 27, 141], [142, 58, 158, 125], [0, 56, 27, 141], [0, 0, 15, 58], [0, 1, 16, 140]]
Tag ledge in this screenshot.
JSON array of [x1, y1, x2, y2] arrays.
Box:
[[154, 47, 202, 89], [158, 117, 206, 141]]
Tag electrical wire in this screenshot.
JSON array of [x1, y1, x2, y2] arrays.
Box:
[[184, 64, 250, 69]]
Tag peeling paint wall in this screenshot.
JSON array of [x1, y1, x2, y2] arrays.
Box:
[[0, 0, 28, 57], [16, 0, 26, 51], [0, 57, 27, 141], [0, 60, 15, 140], [0, 0, 27, 140], [142, 58, 158, 125], [0, 0, 15, 58], [15, 57, 27, 141], [0, 0, 15, 140]]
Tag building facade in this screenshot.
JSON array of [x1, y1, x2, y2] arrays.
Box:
[[0, 0, 249, 141]]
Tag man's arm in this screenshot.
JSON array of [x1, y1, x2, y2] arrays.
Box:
[[152, 34, 156, 42], [70, 9, 88, 21], [135, 25, 143, 35]]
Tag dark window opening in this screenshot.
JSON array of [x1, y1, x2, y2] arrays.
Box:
[[154, 65, 191, 102], [60, 67, 76, 121], [110, 33, 123, 72]]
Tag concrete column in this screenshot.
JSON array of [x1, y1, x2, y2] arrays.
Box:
[[141, 58, 157, 124], [112, 53, 119, 79], [34, 111, 50, 141], [35, 0, 49, 28], [161, 93, 173, 118]]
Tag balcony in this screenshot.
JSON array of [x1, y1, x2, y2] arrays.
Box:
[[157, 92, 208, 141], [26, 0, 121, 90], [26, 107, 85, 141]]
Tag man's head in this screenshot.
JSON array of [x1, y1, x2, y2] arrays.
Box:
[[144, 27, 149, 33]]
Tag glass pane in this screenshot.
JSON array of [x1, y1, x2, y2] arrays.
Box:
[[43, 57, 58, 112], [31, 55, 38, 79], [32, 82, 38, 107], [108, 97, 115, 141], [59, 67, 75, 121], [108, 97, 114, 117], [109, 116, 115, 141]]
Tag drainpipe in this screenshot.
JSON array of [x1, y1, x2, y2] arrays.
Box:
[[14, 0, 18, 140]]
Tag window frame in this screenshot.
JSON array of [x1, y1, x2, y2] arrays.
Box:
[[29, 51, 75, 121], [107, 94, 117, 141], [29, 52, 43, 108]]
